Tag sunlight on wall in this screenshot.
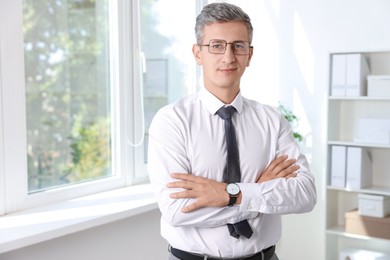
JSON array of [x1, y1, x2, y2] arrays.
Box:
[[239, 0, 280, 106], [293, 11, 315, 95], [269, 0, 280, 18], [293, 89, 312, 163]]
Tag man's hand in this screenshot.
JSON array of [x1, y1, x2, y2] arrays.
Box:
[[257, 154, 299, 183], [167, 173, 229, 213]]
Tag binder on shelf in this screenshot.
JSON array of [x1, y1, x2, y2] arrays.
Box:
[[331, 54, 347, 96], [345, 54, 370, 96], [330, 145, 347, 188], [346, 147, 372, 189], [330, 53, 370, 97]]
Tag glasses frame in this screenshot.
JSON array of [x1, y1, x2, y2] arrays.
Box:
[[198, 39, 253, 55]]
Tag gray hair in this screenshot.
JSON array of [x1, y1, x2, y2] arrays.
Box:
[[195, 3, 253, 44]]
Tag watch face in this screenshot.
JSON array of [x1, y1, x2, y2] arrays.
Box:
[[226, 183, 240, 196]]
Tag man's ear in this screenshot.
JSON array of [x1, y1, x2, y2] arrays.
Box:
[[192, 44, 202, 65]]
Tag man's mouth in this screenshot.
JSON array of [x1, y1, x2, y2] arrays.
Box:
[[219, 67, 237, 72]]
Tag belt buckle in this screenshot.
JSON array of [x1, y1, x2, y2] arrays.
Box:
[[243, 250, 263, 260], [236, 250, 264, 260]]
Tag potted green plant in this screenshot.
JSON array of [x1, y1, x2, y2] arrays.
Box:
[[278, 103, 303, 143]]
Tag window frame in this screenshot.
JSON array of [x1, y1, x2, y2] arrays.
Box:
[[0, 0, 205, 216], [0, 0, 147, 215], [0, 43, 4, 216]]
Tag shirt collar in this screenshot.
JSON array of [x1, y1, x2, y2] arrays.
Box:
[[199, 87, 243, 115]]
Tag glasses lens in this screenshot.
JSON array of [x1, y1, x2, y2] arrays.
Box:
[[208, 40, 226, 54], [233, 42, 250, 55]]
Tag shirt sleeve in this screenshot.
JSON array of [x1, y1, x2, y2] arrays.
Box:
[[238, 112, 317, 214], [147, 107, 258, 228]]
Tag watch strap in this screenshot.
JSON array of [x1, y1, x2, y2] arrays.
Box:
[[227, 196, 237, 207]]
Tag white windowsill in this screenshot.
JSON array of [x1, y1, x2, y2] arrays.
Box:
[[0, 184, 158, 254]]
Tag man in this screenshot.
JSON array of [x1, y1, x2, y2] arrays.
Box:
[[148, 3, 316, 260]]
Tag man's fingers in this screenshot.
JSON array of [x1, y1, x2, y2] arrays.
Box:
[[285, 172, 298, 179], [257, 155, 300, 183], [265, 155, 288, 172], [168, 190, 203, 213], [168, 189, 209, 213], [264, 155, 296, 175], [167, 173, 206, 189], [276, 164, 300, 177], [167, 176, 228, 212], [167, 180, 194, 189], [278, 158, 297, 169], [170, 189, 197, 199], [170, 172, 205, 180]]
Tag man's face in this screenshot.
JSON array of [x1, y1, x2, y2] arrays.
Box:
[[193, 21, 253, 94]]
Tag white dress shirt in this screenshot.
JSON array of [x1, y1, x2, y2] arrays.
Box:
[[148, 88, 316, 258]]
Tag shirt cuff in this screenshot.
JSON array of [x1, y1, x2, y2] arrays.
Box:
[[237, 182, 261, 212], [237, 180, 280, 212]]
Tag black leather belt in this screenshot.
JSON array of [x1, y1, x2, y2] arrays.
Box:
[[170, 245, 275, 260]]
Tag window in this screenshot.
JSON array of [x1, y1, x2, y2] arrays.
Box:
[[0, 0, 201, 215], [138, 0, 199, 166], [23, 0, 112, 193]]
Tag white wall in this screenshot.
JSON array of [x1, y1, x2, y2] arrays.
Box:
[[0, 209, 168, 260]]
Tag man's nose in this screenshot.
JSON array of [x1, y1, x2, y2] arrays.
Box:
[[222, 44, 236, 62]]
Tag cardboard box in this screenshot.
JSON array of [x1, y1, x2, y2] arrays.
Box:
[[340, 248, 390, 260], [368, 75, 390, 98], [345, 210, 390, 239], [359, 194, 390, 218]]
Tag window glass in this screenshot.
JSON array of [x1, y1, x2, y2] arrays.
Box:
[[23, 0, 112, 192], [140, 0, 197, 161]]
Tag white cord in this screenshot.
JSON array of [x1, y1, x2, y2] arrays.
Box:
[[125, 51, 146, 147]]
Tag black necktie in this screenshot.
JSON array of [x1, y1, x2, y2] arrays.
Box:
[[217, 106, 253, 239]]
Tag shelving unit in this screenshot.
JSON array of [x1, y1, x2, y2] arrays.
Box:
[[326, 51, 390, 259]]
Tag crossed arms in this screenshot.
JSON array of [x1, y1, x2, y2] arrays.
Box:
[[168, 155, 299, 213]]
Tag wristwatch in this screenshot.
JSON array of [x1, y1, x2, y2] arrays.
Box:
[[226, 183, 240, 207]]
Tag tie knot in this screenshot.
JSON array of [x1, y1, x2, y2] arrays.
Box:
[[217, 106, 236, 120]]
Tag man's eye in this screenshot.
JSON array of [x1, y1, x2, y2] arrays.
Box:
[[234, 43, 245, 49], [211, 44, 224, 49]]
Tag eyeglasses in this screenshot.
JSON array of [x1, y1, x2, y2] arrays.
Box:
[[198, 39, 252, 55]]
